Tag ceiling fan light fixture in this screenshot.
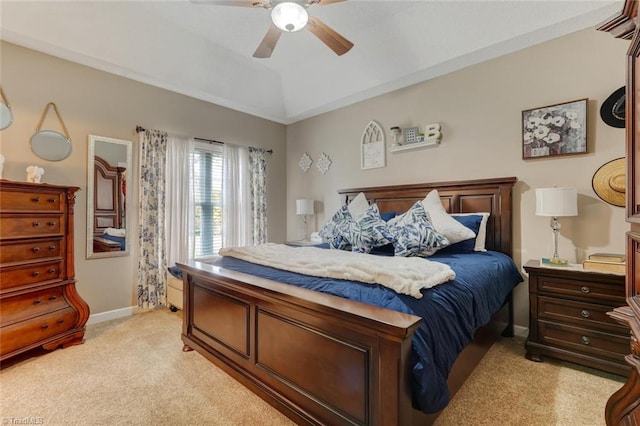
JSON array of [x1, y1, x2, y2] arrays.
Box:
[[271, 2, 308, 32]]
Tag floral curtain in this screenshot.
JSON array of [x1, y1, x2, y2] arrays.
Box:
[[137, 129, 168, 309], [248, 147, 268, 244]]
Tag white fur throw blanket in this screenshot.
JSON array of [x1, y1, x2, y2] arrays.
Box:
[[219, 243, 455, 299]]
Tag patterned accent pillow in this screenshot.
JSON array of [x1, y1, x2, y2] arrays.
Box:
[[387, 202, 450, 257], [336, 204, 395, 253], [318, 205, 354, 250]]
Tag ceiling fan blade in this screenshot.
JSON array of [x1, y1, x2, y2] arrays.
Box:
[[253, 24, 282, 58], [189, 0, 270, 8], [308, 0, 347, 6], [306, 16, 353, 56]]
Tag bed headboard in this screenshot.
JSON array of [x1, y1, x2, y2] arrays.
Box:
[[338, 176, 517, 256]]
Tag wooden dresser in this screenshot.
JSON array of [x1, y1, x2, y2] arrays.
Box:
[[0, 180, 90, 362], [524, 260, 629, 376]]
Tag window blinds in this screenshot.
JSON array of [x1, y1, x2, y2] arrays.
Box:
[[191, 142, 223, 258]]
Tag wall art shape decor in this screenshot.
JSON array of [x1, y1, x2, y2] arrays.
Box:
[[402, 127, 420, 144], [361, 120, 385, 170], [299, 152, 312, 172], [316, 152, 332, 174], [522, 98, 587, 159]]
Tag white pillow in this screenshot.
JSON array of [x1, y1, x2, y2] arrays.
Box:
[[421, 190, 476, 244], [347, 192, 369, 218], [452, 212, 490, 251]]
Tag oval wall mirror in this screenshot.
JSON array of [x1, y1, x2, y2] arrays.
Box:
[[0, 87, 13, 130], [87, 135, 133, 259], [30, 130, 72, 161], [31, 102, 72, 161]]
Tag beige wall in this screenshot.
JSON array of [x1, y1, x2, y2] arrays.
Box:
[[0, 26, 628, 328], [286, 28, 628, 328], [0, 41, 287, 316]]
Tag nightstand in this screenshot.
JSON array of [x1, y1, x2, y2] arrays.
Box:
[[524, 259, 629, 376]]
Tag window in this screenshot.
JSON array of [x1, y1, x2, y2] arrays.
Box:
[[190, 142, 223, 258]]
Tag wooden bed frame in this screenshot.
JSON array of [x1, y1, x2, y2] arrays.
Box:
[[179, 176, 517, 426]]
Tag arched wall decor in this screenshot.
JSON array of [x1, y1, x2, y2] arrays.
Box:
[[361, 120, 385, 170]]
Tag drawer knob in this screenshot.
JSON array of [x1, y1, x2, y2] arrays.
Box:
[[41, 324, 49, 330], [581, 310, 590, 318], [32, 247, 40, 253], [582, 336, 591, 345], [32, 222, 41, 227], [31, 197, 40, 203], [56, 319, 64, 324], [580, 286, 590, 294], [47, 221, 56, 227], [34, 299, 42, 305], [32, 271, 40, 277], [48, 295, 57, 301], [47, 198, 56, 203], [48, 268, 56, 274], [48, 245, 56, 251]]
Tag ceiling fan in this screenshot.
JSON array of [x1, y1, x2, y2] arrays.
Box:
[[191, 0, 354, 58]]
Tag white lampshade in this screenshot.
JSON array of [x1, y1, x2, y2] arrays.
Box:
[[296, 199, 315, 216], [535, 187, 578, 217], [271, 2, 308, 32]]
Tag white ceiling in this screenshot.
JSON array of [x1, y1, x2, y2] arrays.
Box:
[[0, 0, 622, 124]]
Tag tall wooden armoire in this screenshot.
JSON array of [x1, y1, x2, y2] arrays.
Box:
[[597, 1, 640, 424]]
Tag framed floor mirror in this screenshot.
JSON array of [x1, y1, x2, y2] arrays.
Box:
[[87, 135, 132, 259]]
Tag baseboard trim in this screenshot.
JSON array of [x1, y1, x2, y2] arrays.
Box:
[[86, 306, 136, 325], [514, 325, 528, 338]]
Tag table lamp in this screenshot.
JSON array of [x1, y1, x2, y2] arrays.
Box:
[[296, 199, 315, 241], [535, 187, 578, 265]]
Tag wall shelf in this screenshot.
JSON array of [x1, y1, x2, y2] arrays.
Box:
[[390, 139, 439, 153]]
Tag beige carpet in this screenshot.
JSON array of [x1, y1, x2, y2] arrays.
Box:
[[0, 310, 625, 425], [434, 336, 624, 426]]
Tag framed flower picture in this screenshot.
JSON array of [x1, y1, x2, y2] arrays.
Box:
[[522, 98, 588, 159]]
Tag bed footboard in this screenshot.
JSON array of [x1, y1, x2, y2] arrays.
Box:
[[180, 260, 423, 426]]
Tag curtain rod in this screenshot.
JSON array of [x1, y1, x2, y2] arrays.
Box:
[[136, 126, 273, 154]]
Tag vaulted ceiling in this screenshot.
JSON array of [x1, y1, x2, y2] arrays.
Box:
[[0, 1, 621, 124]]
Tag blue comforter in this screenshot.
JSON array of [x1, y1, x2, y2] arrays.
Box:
[[211, 250, 523, 413], [101, 234, 125, 250]]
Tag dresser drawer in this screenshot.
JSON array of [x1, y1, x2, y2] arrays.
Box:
[[538, 296, 628, 334], [0, 238, 63, 264], [538, 320, 629, 363], [0, 215, 64, 239], [0, 260, 64, 291], [0, 307, 77, 355], [536, 276, 625, 305], [0, 287, 68, 327], [0, 190, 61, 212]]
